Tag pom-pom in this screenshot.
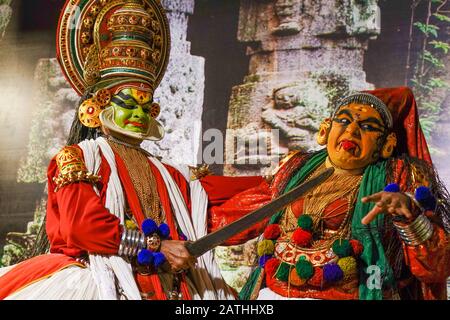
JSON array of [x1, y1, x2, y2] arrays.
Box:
[[308, 267, 323, 287], [257, 239, 275, 256], [153, 252, 166, 268], [349, 239, 364, 256], [295, 258, 314, 280], [137, 249, 154, 266], [415, 186, 437, 211], [332, 239, 352, 258], [323, 263, 344, 283], [289, 268, 307, 287], [291, 228, 312, 247], [275, 262, 291, 282], [263, 224, 281, 240], [142, 219, 158, 236], [258, 254, 273, 267], [264, 258, 280, 278], [337, 257, 358, 281], [297, 215, 313, 231], [384, 183, 400, 193], [158, 223, 171, 239]]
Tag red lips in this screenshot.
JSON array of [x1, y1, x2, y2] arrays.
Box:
[[341, 140, 357, 151], [124, 120, 145, 128]]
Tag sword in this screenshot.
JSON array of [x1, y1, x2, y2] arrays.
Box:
[[185, 167, 334, 257]]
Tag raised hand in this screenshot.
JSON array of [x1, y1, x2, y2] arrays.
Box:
[[361, 191, 417, 225]]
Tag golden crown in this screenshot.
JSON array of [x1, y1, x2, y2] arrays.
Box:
[[57, 0, 170, 95]]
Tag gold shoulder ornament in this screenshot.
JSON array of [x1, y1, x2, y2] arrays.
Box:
[[53, 146, 100, 192], [189, 164, 213, 181]]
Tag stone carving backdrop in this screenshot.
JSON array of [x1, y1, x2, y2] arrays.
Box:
[[0, 0, 12, 40], [224, 0, 380, 177]]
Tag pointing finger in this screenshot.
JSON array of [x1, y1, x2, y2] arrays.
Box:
[[361, 204, 384, 225]]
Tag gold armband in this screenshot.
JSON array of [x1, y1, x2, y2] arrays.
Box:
[[53, 146, 100, 191]]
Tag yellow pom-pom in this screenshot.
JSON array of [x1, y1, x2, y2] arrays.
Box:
[[125, 219, 138, 230], [289, 268, 307, 287], [257, 240, 275, 256], [337, 256, 358, 281]]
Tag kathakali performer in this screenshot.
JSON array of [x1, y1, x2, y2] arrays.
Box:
[[0, 0, 238, 300], [201, 87, 450, 300]]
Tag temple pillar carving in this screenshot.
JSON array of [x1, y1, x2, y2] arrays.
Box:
[[224, 0, 381, 176], [143, 0, 205, 166]]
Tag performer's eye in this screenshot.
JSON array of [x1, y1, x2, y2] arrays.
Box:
[[361, 124, 373, 130], [360, 123, 383, 133], [335, 118, 350, 125], [122, 104, 136, 110]]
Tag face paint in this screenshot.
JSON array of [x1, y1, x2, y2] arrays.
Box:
[[327, 103, 387, 170], [110, 88, 153, 134]]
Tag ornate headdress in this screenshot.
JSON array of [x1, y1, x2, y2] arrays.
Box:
[[333, 92, 393, 129], [57, 0, 170, 140]]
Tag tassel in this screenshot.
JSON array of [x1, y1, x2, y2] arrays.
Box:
[[149, 273, 167, 300], [238, 267, 264, 300], [180, 274, 192, 300]]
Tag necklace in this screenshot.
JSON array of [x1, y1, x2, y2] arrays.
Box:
[[280, 163, 362, 250], [107, 135, 156, 158], [107, 135, 142, 150], [107, 137, 163, 224]]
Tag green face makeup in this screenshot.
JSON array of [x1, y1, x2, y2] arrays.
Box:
[[110, 88, 152, 134]]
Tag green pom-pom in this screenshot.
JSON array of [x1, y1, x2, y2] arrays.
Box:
[[297, 215, 313, 231], [275, 262, 291, 282], [257, 240, 275, 256], [332, 239, 352, 258], [295, 259, 314, 280]]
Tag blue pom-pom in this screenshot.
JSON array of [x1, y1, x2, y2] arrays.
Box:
[[158, 223, 171, 239], [323, 263, 344, 283], [415, 186, 437, 211], [153, 252, 166, 268], [258, 254, 273, 267], [142, 219, 158, 236], [137, 249, 154, 266], [384, 183, 400, 193]]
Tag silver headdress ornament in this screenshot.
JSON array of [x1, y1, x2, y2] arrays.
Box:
[[332, 92, 393, 129]]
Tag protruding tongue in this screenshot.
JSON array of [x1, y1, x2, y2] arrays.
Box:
[[341, 140, 357, 151]]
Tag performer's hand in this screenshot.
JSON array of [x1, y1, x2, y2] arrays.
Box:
[[160, 240, 197, 273], [361, 191, 417, 225]]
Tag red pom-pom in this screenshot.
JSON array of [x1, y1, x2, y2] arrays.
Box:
[[264, 224, 281, 240], [349, 239, 364, 256], [308, 267, 323, 287], [291, 228, 312, 247], [264, 258, 281, 278]]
